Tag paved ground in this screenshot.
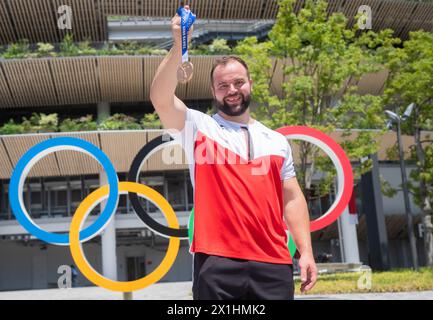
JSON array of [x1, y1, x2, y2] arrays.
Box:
[[0, 282, 432, 300]]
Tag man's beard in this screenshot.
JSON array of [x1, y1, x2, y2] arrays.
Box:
[[214, 93, 251, 117]]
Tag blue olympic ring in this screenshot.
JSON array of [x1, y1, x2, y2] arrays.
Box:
[[8, 137, 119, 245]]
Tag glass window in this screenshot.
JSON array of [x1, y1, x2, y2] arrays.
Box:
[[118, 194, 127, 214], [306, 183, 335, 219], [187, 178, 194, 210], [146, 184, 165, 212], [167, 178, 185, 211], [57, 190, 67, 207], [0, 182, 9, 220], [140, 175, 164, 213]]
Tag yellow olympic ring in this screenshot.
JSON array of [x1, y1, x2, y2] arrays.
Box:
[[69, 181, 180, 292]]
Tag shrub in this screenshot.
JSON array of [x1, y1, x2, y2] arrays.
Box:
[[59, 115, 97, 132], [140, 112, 162, 129], [190, 39, 232, 55], [36, 42, 56, 57], [22, 113, 58, 133], [77, 40, 97, 56], [0, 120, 24, 134], [98, 113, 141, 130], [59, 33, 79, 56], [149, 48, 168, 55], [2, 39, 31, 59], [209, 39, 231, 54]]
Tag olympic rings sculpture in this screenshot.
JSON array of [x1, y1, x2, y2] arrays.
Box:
[[9, 126, 353, 292]]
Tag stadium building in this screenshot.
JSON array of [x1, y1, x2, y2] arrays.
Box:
[[0, 0, 432, 291]]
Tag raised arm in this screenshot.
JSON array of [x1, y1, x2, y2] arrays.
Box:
[[150, 11, 193, 131]]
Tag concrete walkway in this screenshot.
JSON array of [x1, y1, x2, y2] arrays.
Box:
[[0, 281, 432, 300]]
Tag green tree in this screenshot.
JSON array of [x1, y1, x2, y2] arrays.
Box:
[[235, 0, 397, 199], [382, 30, 433, 266]]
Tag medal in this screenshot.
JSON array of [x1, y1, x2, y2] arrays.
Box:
[[176, 5, 196, 83], [177, 61, 194, 83]]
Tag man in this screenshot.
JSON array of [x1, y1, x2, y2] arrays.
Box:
[[150, 9, 317, 300]]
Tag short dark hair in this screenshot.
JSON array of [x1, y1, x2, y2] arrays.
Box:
[[210, 56, 250, 85]]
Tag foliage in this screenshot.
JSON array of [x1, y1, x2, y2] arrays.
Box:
[[380, 175, 398, 198], [21, 113, 58, 133], [96, 42, 122, 56], [382, 30, 433, 214], [149, 48, 169, 55], [77, 40, 97, 56], [2, 39, 31, 59], [408, 142, 433, 206], [1, 34, 229, 59], [208, 39, 232, 54], [116, 40, 142, 54], [0, 119, 24, 134], [59, 115, 97, 132], [0, 113, 162, 134], [190, 38, 232, 55], [36, 42, 56, 57], [205, 107, 215, 116], [234, 0, 398, 195], [98, 113, 142, 130], [59, 33, 79, 56], [381, 29, 433, 266], [140, 112, 162, 129]]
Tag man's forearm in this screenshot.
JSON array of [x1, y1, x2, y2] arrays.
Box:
[[150, 46, 182, 106], [284, 197, 313, 256]]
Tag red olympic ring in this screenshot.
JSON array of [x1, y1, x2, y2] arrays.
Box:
[[276, 126, 354, 232]]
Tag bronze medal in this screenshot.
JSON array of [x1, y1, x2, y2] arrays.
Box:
[[177, 61, 194, 83]]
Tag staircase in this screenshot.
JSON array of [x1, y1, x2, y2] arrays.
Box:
[[155, 20, 275, 50]]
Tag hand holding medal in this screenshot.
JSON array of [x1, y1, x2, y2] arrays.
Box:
[[176, 4, 196, 83]]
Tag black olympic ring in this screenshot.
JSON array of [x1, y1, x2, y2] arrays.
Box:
[[127, 135, 189, 238]]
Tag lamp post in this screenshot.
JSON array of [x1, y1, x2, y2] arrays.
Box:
[[385, 103, 419, 271]]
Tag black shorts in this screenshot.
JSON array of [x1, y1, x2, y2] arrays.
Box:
[[192, 253, 294, 300]]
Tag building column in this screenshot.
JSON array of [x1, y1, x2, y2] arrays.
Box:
[[100, 174, 118, 280], [97, 102, 110, 122], [1, 180, 6, 216], [97, 102, 117, 280], [360, 154, 390, 271], [66, 177, 71, 217], [338, 206, 361, 263]]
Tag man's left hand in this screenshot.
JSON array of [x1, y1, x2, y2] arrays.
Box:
[[298, 252, 318, 293]]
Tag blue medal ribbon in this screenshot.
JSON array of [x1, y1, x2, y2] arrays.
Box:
[[177, 6, 196, 63]]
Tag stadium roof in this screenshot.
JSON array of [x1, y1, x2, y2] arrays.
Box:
[[0, 55, 388, 108]]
